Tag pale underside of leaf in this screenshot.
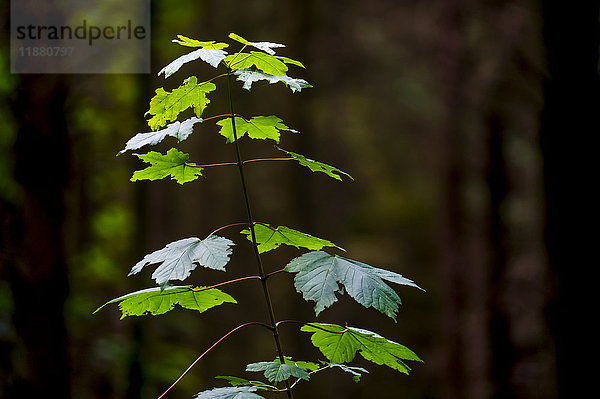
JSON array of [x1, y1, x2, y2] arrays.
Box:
[[229, 33, 285, 55], [194, 386, 264, 399], [240, 223, 341, 254], [93, 285, 236, 319], [246, 361, 310, 383], [273, 356, 320, 372], [233, 69, 311, 93], [284, 251, 422, 321], [119, 117, 202, 155], [128, 235, 234, 286], [159, 48, 228, 78], [130, 148, 204, 184], [301, 322, 422, 374], [276, 147, 353, 181], [327, 363, 369, 382]]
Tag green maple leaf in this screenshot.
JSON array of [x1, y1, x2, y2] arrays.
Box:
[[277, 147, 353, 181], [93, 285, 236, 319], [194, 386, 264, 399], [131, 148, 204, 184], [246, 362, 310, 383], [240, 223, 341, 254], [146, 76, 216, 130], [119, 117, 202, 155], [275, 56, 306, 68], [172, 35, 229, 50], [284, 251, 422, 321], [216, 116, 291, 143], [301, 323, 422, 374], [225, 52, 288, 76], [128, 235, 234, 286]]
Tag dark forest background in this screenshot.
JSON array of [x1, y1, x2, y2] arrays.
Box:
[[0, 1, 597, 398]]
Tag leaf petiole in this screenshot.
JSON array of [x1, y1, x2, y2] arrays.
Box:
[[242, 157, 293, 164], [185, 157, 293, 170], [224, 43, 248, 68], [207, 222, 249, 238], [264, 269, 286, 280], [157, 321, 273, 399], [191, 275, 262, 292]]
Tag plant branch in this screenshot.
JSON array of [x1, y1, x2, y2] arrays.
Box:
[[226, 69, 294, 399], [191, 275, 262, 292], [157, 321, 273, 399], [187, 161, 237, 169], [207, 222, 250, 238], [186, 158, 293, 170], [202, 113, 234, 122], [242, 157, 294, 165], [264, 268, 286, 280], [207, 73, 228, 83]]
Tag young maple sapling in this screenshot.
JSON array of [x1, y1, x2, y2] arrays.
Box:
[[95, 32, 424, 399]]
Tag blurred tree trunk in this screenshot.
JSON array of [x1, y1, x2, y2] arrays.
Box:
[[5, 75, 71, 398], [437, 1, 472, 398], [541, 2, 599, 398]]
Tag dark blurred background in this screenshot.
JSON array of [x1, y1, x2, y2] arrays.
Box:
[[0, 0, 597, 398]]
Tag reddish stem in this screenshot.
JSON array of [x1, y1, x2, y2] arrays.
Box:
[[157, 321, 273, 399]]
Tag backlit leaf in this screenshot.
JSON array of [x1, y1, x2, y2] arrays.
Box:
[[147, 76, 216, 130], [277, 147, 353, 181], [131, 148, 204, 184], [216, 116, 291, 144], [233, 69, 311, 93], [172, 35, 229, 50], [225, 52, 288, 76], [275, 56, 306, 68], [93, 285, 236, 319], [119, 117, 202, 155], [246, 362, 310, 383], [301, 323, 422, 374], [128, 235, 234, 286], [240, 224, 341, 254], [284, 251, 422, 321], [194, 386, 264, 399]]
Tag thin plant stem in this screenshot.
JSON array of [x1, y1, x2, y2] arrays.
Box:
[[191, 275, 261, 292], [157, 321, 272, 399], [187, 161, 237, 169], [226, 69, 294, 399], [206, 222, 249, 238], [242, 157, 293, 164], [202, 113, 232, 122], [187, 157, 292, 169], [264, 268, 286, 280]]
